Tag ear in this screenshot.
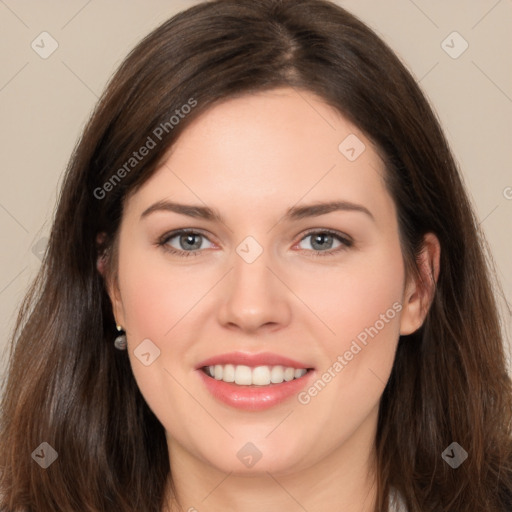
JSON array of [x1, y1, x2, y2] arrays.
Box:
[[96, 232, 126, 328], [399, 232, 441, 336]]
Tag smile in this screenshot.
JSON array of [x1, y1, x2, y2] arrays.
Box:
[[202, 364, 309, 386], [195, 352, 316, 411]]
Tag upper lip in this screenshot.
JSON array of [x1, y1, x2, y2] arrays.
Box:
[[196, 351, 314, 370]]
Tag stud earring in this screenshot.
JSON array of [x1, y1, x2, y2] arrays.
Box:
[[114, 324, 127, 350]]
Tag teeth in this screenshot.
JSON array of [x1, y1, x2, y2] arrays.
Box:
[[235, 365, 252, 385], [294, 368, 304, 378], [284, 367, 295, 381], [223, 364, 235, 382], [270, 365, 285, 383], [204, 364, 308, 386], [252, 365, 270, 386]]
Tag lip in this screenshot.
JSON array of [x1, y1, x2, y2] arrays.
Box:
[[195, 351, 314, 370], [196, 367, 316, 411]]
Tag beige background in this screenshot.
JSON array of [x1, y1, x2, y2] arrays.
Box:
[[0, 0, 511, 382]]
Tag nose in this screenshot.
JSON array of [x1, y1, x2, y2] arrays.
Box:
[[217, 244, 292, 334]]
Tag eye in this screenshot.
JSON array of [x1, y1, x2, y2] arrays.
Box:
[[156, 228, 353, 258], [295, 229, 353, 257], [157, 229, 214, 257]]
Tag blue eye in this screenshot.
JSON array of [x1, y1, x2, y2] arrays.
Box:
[[157, 229, 213, 257], [156, 229, 353, 258], [296, 230, 353, 257]]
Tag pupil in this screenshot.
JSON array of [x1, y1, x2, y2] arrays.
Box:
[[313, 233, 332, 250], [182, 234, 200, 249]]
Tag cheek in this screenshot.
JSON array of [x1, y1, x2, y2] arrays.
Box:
[[116, 246, 210, 394], [337, 259, 404, 346], [118, 244, 202, 340], [121, 273, 172, 340], [299, 241, 405, 408], [296, 243, 405, 346], [117, 251, 196, 424]]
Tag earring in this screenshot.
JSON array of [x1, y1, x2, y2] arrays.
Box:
[[114, 324, 127, 350]]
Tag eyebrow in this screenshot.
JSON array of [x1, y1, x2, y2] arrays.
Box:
[[140, 199, 375, 223]]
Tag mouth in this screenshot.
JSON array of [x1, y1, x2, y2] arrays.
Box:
[[195, 352, 316, 411], [200, 364, 314, 386]]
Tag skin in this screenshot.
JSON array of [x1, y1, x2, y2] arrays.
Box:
[[101, 87, 440, 512]]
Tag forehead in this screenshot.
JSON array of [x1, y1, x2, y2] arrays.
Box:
[[124, 87, 394, 225]]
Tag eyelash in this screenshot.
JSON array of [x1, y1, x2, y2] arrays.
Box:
[[156, 228, 353, 258]]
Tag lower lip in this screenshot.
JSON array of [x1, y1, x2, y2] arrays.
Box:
[[196, 369, 316, 411]]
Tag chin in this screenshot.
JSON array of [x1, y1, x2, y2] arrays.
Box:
[[195, 436, 312, 476]]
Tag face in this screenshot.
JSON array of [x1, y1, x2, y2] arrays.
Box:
[[106, 87, 428, 477]]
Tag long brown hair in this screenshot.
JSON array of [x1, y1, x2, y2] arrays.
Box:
[[1, 1, 511, 510]]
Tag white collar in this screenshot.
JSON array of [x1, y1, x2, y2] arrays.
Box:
[[389, 487, 407, 511]]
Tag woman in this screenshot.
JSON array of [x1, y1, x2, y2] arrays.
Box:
[[1, 0, 511, 510]]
